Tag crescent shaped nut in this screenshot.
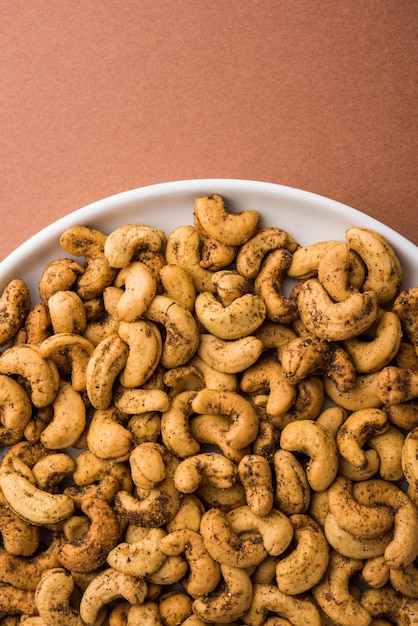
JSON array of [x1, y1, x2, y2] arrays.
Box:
[[194, 194, 259, 246], [104, 223, 166, 268], [85, 334, 129, 409], [0, 279, 31, 346], [194, 291, 266, 340]]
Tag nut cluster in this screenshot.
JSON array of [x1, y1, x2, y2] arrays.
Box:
[[0, 193, 418, 625]]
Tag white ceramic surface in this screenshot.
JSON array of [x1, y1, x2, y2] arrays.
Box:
[[1, 179, 417, 303]]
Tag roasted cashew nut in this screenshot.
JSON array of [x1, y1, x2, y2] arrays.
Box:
[[376, 366, 418, 404], [191, 388, 259, 450], [237, 454, 274, 517], [40, 380, 86, 449], [39, 332, 95, 392], [189, 413, 249, 463], [114, 262, 157, 322], [316, 241, 366, 302], [254, 320, 297, 361], [243, 583, 321, 626], [240, 360, 296, 419], [287, 240, 340, 279], [159, 528, 221, 597], [343, 311, 402, 374], [270, 376, 324, 430], [273, 449, 310, 515], [236, 226, 298, 279], [296, 278, 378, 341], [59, 225, 117, 300], [47, 290, 87, 335], [194, 212, 238, 271], [72, 449, 133, 493], [336, 408, 389, 470], [0, 344, 60, 408], [79, 567, 148, 625], [0, 490, 40, 556], [323, 512, 393, 560], [85, 334, 129, 410], [159, 263, 196, 311], [0, 279, 31, 347], [192, 564, 254, 623], [194, 291, 266, 340], [117, 319, 162, 388], [0, 374, 32, 446], [161, 390, 200, 459], [226, 505, 294, 557], [254, 248, 298, 323], [165, 225, 216, 294], [87, 406, 133, 462], [194, 194, 259, 246], [104, 223, 166, 268], [107, 527, 167, 577], [324, 370, 383, 411], [173, 452, 237, 493], [38, 258, 84, 304], [346, 226, 403, 305], [275, 514, 329, 595], [32, 452, 75, 492], [197, 333, 263, 374], [58, 496, 120, 573], [210, 269, 250, 307], [368, 425, 405, 482], [144, 295, 199, 368], [393, 287, 418, 355], [280, 420, 338, 491], [312, 551, 372, 626]]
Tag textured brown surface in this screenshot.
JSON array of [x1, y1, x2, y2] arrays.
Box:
[[1, 0, 417, 261]]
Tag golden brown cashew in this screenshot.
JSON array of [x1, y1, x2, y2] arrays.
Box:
[[189, 414, 249, 463], [312, 551, 372, 626], [368, 425, 405, 482], [226, 505, 294, 557], [194, 212, 238, 271], [165, 225, 216, 294], [194, 194, 259, 246], [338, 449, 380, 482], [360, 585, 404, 623], [87, 406, 132, 462], [191, 388, 259, 450], [254, 320, 298, 361], [0, 344, 59, 408], [336, 408, 389, 470], [240, 360, 296, 419], [324, 370, 383, 411], [161, 390, 200, 459], [59, 225, 117, 300], [163, 365, 205, 397], [193, 564, 253, 623], [47, 290, 87, 335], [117, 320, 162, 388], [243, 583, 321, 626], [327, 476, 394, 540], [86, 334, 129, 410], [389, 561, 418, 599], [104, 223, 166, 268], [146, 554, 188, 586], [0, 374, 32, 446], [280, 420, 338, 491], [158, 591, 193, 626], [0, 584, 37, 617], [79, 567, 148, 625], [0, 491, 39, 556], [280, 336, 356, 393], [144, 295, 199, 368], [39, 332, 95, 392], [0, 533, 63, 591], [194, 291, 266, 340], [58, 496, 120, 573], [114, 262, 157, 322], [159, 528, 221, 597], [254, 248, 298, 324], [197, 333, 263, 374], [402, 426, 418, 493], [275, 514, 329, 595], [107, 527, 167, 577], [236, 226, 298, 279], [190, 354, 238, 391], [346, 227, 403, 305], [115, 447, 181, 527], [159, 264, 196, 311], [83, 285, 123, 346], [72, 449, 133, 493], [32, 453, 75, 492], [296, 278, 378, 341], [270, 376, 324, 430], [200, 507, 267, 568], [173, 452, 237, 494], [287, 240, 340, 279], [39, 381, 86, 450], [237, 454, 274, 517], [273, 449, 310, 515], [360, 555, 390, 589], [0, 279, 31, 347], [38, 257, 84, 304], [323, 512, 393, 560], [393, 287, 418, 355], [0, 465, 74, 526], [376, 366, 418, 404], [317, 241, 366, 302], [343, 311, 402, 374], [210, 269, 250, 306]]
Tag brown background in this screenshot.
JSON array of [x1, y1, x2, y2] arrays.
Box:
[[1, 0, 417, 262]]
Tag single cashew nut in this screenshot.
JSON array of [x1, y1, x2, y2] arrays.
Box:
[[144, 295, 199, 368], [226, 504, 294, 557], [240, 360, 297, 419], [189, 413, 249, 463], [173, 452, 237, 493], [0, 344, 60, 408], [275, 514, 329, 595], [161, 390, 200, 459], [193, 564, 254, 623], [393, 287, 418, 355], [159, 263, 196, 311], [296, 278, 378, 341], [197, 333, 263, 374], [211, 269, 250, 306], [317, 241, 366, 302], [38, 258, 84, 304], [254, 248, 298, 323], [47, 290, 87, 334], [323, 512, 393, 560], [243, 583, 321, 626], [107, 527, 167, 577], [39, 332, 95, 392], [0, 279, 31, 346], [114, 262, 157, 321], [87, 406, 132, 462], [104, 223, 166, 268], [86, 334, 129, 409], [194, 193, 259, 246], [324, 370, 383, 411], [280, 420, 338, 491], [194, 291, 266, 340], [0, 374, 32, 445], [238, 454, 274, 517], [159, 528, 221, 597], [336, 408, 389, 470], [346, 226, 403, 305], [236, 226, 298, 279], [165, 225, 216, 293], [273, 449, 310, 515], [287, 240, 340, 280], [191, 388, 259, 450], [117, 320, 162, 388], [376, 366, 418, 404], [40, 381, 86, 449]]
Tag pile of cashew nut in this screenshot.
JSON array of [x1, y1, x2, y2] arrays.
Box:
[[1, 192, 418, 625]]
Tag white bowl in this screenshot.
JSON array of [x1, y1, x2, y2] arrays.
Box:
[[1, 179, 417, 303]]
